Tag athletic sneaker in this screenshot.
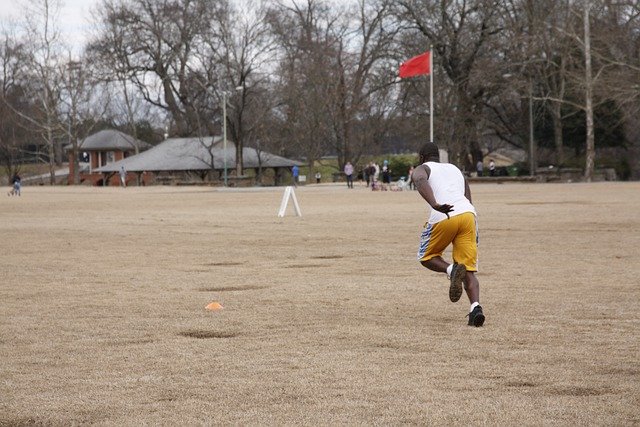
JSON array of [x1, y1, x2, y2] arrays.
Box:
[[467, 305, 485, 327], [448, 263, 466, 302]]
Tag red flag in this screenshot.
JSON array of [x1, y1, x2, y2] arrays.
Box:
[[399, 51, 431, 78]]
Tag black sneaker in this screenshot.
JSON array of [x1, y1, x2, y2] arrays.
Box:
[[448, 263, 466, 302], [467, 305, 485, 327]]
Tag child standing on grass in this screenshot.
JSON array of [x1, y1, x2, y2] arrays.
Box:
[[7, 173, 21, 196]]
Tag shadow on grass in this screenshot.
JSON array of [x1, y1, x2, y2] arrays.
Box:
[[178, 330, 239, 339], [197, 285, 267, 292]]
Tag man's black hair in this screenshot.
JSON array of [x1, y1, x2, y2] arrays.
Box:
[[419, 142, 440, 161]]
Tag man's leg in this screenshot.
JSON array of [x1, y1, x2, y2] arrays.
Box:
[[418, 219, 466, 301], [452, 213, 485, 327], [421, 256, 447, 273], [464, 271, 479, 304], [465, 272, 484, 326], [421, 257, 466, 302], [424, 255, 483, 323], [436, 213, 485, 325]]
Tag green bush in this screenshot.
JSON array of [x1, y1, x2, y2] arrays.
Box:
[[299, 160, 339, 183], [372, 154, 418, 181], [296, 155, 422, 183], [506, 165, 519, 176]]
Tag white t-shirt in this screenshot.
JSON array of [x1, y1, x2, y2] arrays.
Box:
[[425, 161, 476, 224]]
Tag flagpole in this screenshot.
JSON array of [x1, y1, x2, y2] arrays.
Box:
[[430, 45, 434, 143]]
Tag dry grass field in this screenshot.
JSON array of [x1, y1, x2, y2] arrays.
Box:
[[1, 181, 639, 425]]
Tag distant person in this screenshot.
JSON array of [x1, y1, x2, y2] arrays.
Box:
[[119, 166, 127, 187], [344, 161, 354, 189], [8, 173, 21, 196], [382, 160, 391, 186], [315, 171, 321, 184], [370, 162, 380, 190], [489, 159, 496, 177], [476, 160, 484, 177], [412, 141, 485, 327], [373, 162, 380, 185], [292, 165, 299, 186], [365, 163, 374, 187]]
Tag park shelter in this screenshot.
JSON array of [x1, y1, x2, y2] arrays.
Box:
[[66, 129, 151, 185], [95, 136, 302, 186]]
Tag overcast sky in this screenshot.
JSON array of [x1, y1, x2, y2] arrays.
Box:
[[0, 0, 100, 52]]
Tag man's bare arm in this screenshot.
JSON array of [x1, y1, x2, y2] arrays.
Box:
[[464, 177, 472, 204]]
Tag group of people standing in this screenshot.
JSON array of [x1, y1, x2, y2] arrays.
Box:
[[360, 161, 418, 191], [363, 162, 380, 187], [475, 159, 496, 177], [340, 160, 419, 191], [362, 161, 393, 189]]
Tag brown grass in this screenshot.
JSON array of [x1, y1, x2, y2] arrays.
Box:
[[1, 182, 639, 425]]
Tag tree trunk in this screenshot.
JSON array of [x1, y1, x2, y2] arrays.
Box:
[[55, 139, 63, 167], [451, 86, 476, 171], [47, 126, 55, 185], [71, 110, 80, 185], [158, 65, 189, 136], [584, 1, 595, 181], [552, 102, 564, 166], [235, 143, 243, 177], [72, 143, 80, 184]]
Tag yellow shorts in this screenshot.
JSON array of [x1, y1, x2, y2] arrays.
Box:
[[417, 212, 478, 271]]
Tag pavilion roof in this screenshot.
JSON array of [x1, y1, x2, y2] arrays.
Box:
[[65, 129, 152, 152], [96, 136, 302, 172]]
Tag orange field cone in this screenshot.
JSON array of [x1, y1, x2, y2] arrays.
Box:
[[205, 301, 224, 311]]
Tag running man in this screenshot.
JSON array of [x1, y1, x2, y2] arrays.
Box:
[[413, 142, 485, 327]]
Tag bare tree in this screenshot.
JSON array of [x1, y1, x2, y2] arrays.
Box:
[[540, 0, 622, 180], [0, 31, 34, 177], [201, 0, 275, 177], [535, 0, 573, 166], [14, 0, 66, 184], [591, 0, 640, 179], [91, 0, 273, 179], [582, 0, 596, 181], [89, 1, 144, 153], [493, 0, 573, 167], [491, 0, 636, 178], [267, 0, 342, 171], [61, 60, 83, 184], [329, 0, 399, 168], [60, 55, 113, 184], [395, 0, 506, 169], [268, 0, 398, 173], [91, 0, 224, 137]]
